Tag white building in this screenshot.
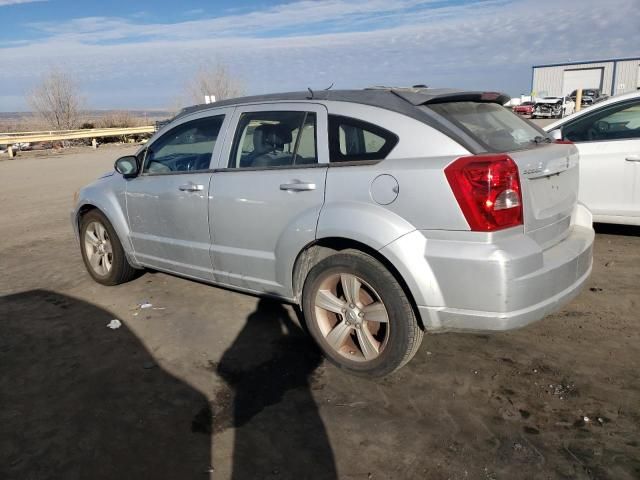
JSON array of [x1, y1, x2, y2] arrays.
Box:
[[531, 57, 640, 98]]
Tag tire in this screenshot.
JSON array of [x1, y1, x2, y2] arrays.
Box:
[[302, 250, 423, 377], [79, 210, 139, 286]]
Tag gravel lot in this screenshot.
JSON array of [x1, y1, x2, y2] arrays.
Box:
[[1, 145, 639, 480]]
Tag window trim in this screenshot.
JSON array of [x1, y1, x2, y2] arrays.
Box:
[[559, 99, 640, 144], [328, 114, 399, 163]]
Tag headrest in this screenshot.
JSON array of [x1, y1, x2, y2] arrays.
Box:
[[253, 123, 292, 151]]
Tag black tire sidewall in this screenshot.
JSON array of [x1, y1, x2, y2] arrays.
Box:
[[302, 252, 416, 376]]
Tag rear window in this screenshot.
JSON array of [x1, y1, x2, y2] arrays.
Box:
[[426, 101, 548, 151]]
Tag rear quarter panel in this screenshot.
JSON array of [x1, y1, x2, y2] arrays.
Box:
[[318, 102, 471, 242]]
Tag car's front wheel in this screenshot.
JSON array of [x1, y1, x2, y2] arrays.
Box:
[[302, 250, 423, 377], [79, 210, 139, 285]]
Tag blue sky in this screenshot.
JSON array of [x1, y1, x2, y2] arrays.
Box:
[[1, 0, 639, 111]]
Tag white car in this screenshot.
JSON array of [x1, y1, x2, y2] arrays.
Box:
[[532, 96, 575, 119], [546, 91, 640, 226]]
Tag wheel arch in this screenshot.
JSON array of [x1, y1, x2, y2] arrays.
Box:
[[74, 200, 137, 264], [292, 236, 424, 330]]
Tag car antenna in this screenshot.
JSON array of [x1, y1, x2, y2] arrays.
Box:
[[324, 82, 334, 90], [307, 87, 314, 99]]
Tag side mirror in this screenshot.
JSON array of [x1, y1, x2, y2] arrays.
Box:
[[114, 156, 139, 178], [549, 129, 563, 141]]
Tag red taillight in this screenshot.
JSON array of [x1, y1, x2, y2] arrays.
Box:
[[554, 139, 573, 144], [445, 154, 523, 231]]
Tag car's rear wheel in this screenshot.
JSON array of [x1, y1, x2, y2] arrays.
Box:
[[80, 210, 139, 285], [302, 250, 423, 377]]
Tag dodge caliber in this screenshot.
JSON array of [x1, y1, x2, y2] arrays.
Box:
[[72, 88, 595, 376]]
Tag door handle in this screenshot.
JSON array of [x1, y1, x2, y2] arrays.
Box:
[[178, 183, 204, 192], [279, 181, 316, 192], [625, 155, 640, 162]]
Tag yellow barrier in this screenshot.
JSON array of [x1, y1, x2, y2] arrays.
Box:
[[0, 126, 155, 144]]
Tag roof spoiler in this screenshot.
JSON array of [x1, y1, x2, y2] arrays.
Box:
[[391, 88, 510, 106]]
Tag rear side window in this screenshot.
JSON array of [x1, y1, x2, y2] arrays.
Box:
[[426, 102, 547, 152], [228, 111, 317, 168], [328, 115, 398, 162]]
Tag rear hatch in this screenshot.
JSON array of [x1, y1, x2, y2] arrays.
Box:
[[424, 100, 578, 248]]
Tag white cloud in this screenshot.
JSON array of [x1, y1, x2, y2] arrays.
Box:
[[0, 0, 45, 6], [1, 0, 639, 110]]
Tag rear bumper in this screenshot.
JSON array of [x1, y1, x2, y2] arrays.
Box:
[[380, 205, 594, 332], [418, 244, 592, 331]]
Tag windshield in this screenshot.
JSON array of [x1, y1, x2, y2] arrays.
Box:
[[426, 101, 549, 151]]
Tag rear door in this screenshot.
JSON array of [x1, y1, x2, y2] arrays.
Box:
[[559, 99, 640, 222], [125, 109, 232, 280], [209, 103, 328, 296]]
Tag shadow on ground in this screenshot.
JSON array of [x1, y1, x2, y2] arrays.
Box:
[[594, 222, 640, 237], [0, 292, 336, 480], [0, 290, 210, 479], [201, 298, 337, 480]]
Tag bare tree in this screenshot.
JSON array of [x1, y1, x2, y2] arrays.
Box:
[[185, 62, 245, 105], [27, 69, 83, 130]]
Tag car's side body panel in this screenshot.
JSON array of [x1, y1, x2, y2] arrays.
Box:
[[123, 107, 235, 280], [125, 172, 216, 280], [208, 102, 330, 297], [317, 102, 470, 245], [576, 139, 639, 219]]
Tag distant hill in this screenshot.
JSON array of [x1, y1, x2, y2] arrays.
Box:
[[0, 110, 174, 133]]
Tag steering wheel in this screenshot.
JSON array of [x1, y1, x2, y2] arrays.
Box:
[[587, 120, 610, 141], [595, 120, 610, 133]]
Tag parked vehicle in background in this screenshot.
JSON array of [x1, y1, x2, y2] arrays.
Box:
[[546, 91, 640, 226], [569, 88, 606, 107], [513, 101, 535, 116], [72, 87, 594, 376], [532, 96, 575, 118], [12, 142, 31, 151]]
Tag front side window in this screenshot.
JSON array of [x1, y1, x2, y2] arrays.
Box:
[[562, 101, 640, 142], [328, 115, 398, 162], [143, 115, 224, 174], [228, 111, 317, 168]]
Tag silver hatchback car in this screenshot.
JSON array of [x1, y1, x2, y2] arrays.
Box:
[[72, 88, 594, 376]]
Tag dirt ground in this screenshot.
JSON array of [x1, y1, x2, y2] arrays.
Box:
[[1, 145, 639, 480]]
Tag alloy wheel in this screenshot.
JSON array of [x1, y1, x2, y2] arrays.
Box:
[[314, 273, 390, 362], [84, 221, 113, 276]]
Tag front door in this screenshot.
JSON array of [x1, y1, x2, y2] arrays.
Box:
[[562, 98, 640, 221], [209, 104, 328, 297], [126, 111, 232, 280]]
